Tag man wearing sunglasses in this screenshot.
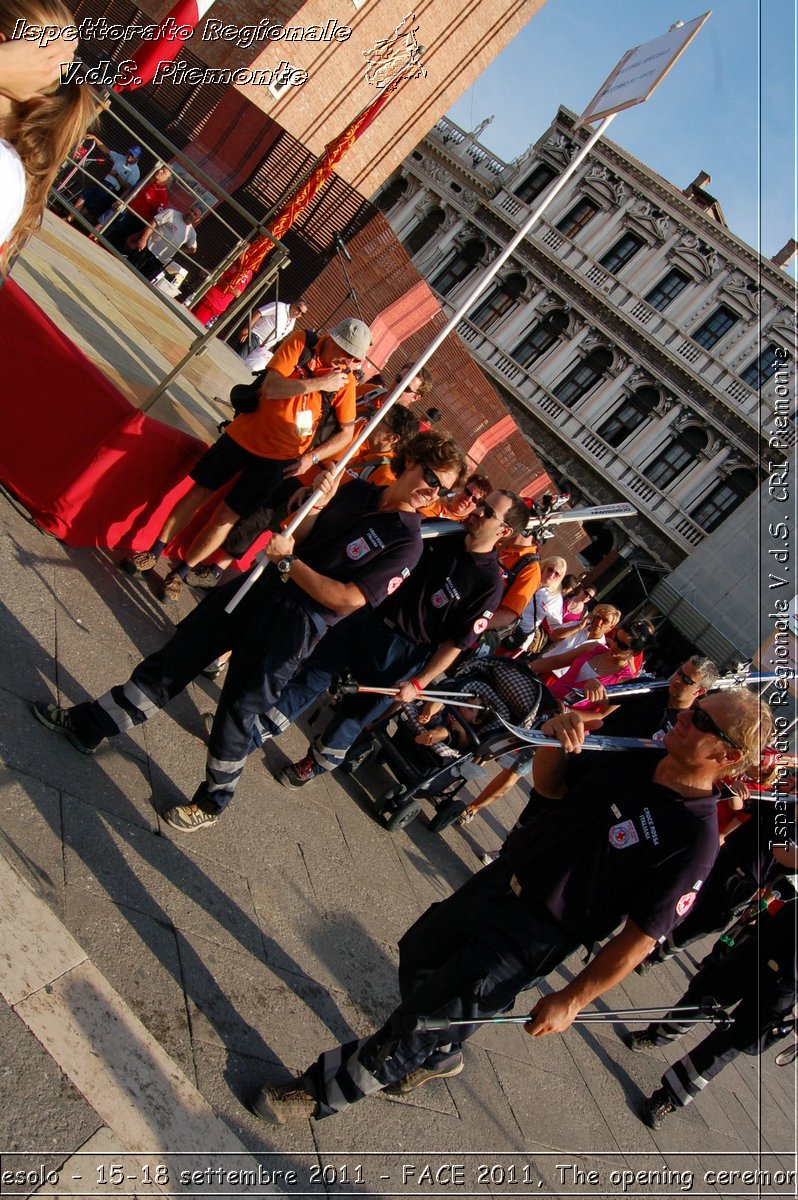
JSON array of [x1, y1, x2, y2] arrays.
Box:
[[33, 431, 466, 833], [119, 317, 370, 603], [482, 515, 546, 643], [248, 687, 772, 1125], [598, 655, 720, 741], [267, 490, 529, 787]]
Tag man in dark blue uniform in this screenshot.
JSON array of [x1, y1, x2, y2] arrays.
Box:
[[32, 432, 466, 832], [635, 793, 796, 973], [630, 901, 797, 1127], [266, 489, 529, 786], [597, 655, 719, 740], [248, 688, 771, 1124]]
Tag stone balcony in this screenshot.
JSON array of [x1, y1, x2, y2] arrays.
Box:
[[491, 189, 797, 447]]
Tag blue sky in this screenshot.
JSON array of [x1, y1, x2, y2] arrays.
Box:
[[447, 0, 796, 272]]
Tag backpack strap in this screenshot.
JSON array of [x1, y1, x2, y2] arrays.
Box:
[[502, 551, 540, 589], [357, 455, 392, 481]]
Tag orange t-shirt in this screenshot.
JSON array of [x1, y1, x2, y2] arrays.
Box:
[[498, 546, 541, 616], [227, 330, 356, 460]]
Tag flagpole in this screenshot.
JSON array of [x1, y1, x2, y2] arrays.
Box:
[[225, 112, 617, 613]]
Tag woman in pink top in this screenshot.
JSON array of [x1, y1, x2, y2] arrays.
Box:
[[529, 619, 656, 715]]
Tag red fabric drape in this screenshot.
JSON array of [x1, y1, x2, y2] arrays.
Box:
[[0, 279, 204, 549]]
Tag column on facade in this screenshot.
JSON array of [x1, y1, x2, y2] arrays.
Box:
[[532, 321, 590, 389], [674, 266, 732, 339], [668, 444, 732, 508], [575, 361, 639, 426], [415, 212, 468, 277], [621, 403, 683, 467], [389, 181, 427, 239], [491, 289, 562, 357], [579, 189, 637, 262], [622, 224, 680, 299]]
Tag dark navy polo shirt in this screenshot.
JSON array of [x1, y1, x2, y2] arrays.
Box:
[[291, 479, 422, 624], [379, 536, 504, 650], [504, 750, 720, 944]]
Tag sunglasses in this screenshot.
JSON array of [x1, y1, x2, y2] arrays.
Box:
[[675, 668, 698, 686], [464, 486, 485, 501], [689, 703, 741, 751], [421, 465, 456, 498], [475, 499, 510, 527]]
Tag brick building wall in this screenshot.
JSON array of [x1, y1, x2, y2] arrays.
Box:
[[77, 0, 546, 197]]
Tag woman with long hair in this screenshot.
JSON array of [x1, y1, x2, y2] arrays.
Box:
[[0, 0, 95, 273]]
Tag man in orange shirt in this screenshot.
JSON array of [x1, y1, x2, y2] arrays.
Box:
[[484, 526, 544, 639], [121, 317, 370, 602]]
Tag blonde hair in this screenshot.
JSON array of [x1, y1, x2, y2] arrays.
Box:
[[718, 688, 775, 778], [592, 603, 621, 627], [1, 0, 97, 273], [540, 556, 567, 593]]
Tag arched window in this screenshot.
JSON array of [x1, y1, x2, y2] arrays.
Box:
[[690, 469, 757, 532], [469, 273, 525, 329], [376, 176, 408, 214], [514, 162, 557, 204], [403, 207, 445, 257], [511, 309, 568, 368], [644, 427, 708, 490], [597, 387, 658, 447], [431, 238, 485, 296], [553, 347, 613, 407]]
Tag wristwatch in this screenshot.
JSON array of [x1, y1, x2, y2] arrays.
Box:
[[311, 452, 320, 466], [277, 555, 296, 583]]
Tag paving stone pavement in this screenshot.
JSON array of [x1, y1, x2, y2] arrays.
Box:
[[0, 483, 795, 1197]]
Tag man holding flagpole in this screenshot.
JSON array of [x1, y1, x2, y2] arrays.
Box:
[[120, 317, 370, 602]]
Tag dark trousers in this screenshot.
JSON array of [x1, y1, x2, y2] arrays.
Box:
[[81, 183, 118, 221], [262, 610, 428, 769], [67, 571, 326, 812], [299, 862, 575, 1118], [130, 247, 170, 281], [642, 932, 796, 1107], [104, 210, 145, 252]]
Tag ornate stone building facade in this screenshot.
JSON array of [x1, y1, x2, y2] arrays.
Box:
[[376, 106, 796, 664]]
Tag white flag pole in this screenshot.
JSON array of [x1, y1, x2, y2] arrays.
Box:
[[225, 113, 617, 613]]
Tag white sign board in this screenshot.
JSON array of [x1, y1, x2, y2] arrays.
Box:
[[579, 12, 711, 125]]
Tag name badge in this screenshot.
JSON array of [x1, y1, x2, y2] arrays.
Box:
[[295, 409, 313, 438]]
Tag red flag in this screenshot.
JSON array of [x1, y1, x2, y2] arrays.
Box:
[[114, 0, 216, 92], [191, 86, 396, 325]]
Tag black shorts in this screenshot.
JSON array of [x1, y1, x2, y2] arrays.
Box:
[[190, 433, 296, 519]]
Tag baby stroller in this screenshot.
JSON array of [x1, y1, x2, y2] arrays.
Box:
[[342, 655, 555, 832]]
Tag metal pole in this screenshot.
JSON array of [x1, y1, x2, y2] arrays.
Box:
[[138, 253, 288, 413], [225, 113, 618, 613], [412, 1003, 731, 1032]]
